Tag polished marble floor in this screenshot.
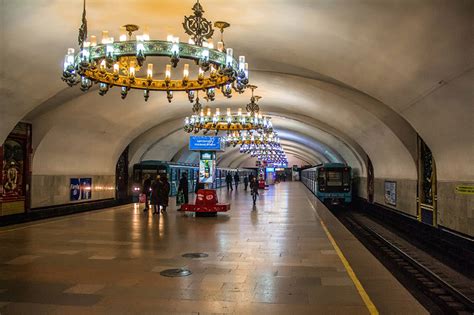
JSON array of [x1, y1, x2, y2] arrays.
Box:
[[0, 182, 426, 314]]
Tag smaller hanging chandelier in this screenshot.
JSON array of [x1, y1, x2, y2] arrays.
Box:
[[224, 130, 280, 148], [239, 140, 288, 166], [183, 85, 271, 134]]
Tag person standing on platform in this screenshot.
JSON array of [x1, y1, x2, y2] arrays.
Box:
[[142, 174, 151, 212], [226, 173, 233, 191], [178, 173, 189, 204], [234, 172, 240, 190], [150, 175, 160, 214], [158, 174, 170, 213], [243, 175, 249, 191], [250, 177, 259, 205]]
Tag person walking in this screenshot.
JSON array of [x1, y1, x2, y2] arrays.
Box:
[[142, 174, 151, 212], [226, 173, 233, 191], [250, 177, 259, 205], [158, 174, 170, 213], [150, 175, 160, 214], [234, 172, 240, 190], [243, 175, 249, 191], [178, 173, 189, 204]]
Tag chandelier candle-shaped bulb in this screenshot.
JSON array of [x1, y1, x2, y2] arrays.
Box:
[[119, 27, 127, 42], [64, 48, 75, 70], [183, 64, 189, 80], [106, 44, 114, 57], [147, 64, 153, 79], [142, 26, 150, 41], [207, 39, 214, 49], [217, 41, 224, 52], [171, 37, 180, 55], [188, 38, 195, 45], [239, 56, 245, 71], [113, 63, 119, 74], [136, 37, 145, 54], [238, 108, 242, 116], [210, 64, 217, 76], [81, 42, 90, 61], [207, 108, 211, 116], [198, 67, 204, 80], [100, 59, 106, 71], [129, 66, 135, 78], [165, 64, 171, 81], [227, 108, 231, 117], [226, 48, 233, 67], [167, 34, 174, 42], [216, 108, 220, 117], [90, 35, 97, 47], [101, 30, 109, 44]]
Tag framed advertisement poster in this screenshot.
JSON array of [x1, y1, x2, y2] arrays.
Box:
[[70, 178, 80, 201], [384, 181, 396, 206], [80, 178, 92, 200], [199, 159, 215, 184]]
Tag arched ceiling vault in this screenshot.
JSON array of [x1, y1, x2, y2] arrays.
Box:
[[1, 0, 471, 181]]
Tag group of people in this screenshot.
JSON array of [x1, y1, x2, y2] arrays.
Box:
[[142, 171, 261, 211], [142, 174, 170, 214]]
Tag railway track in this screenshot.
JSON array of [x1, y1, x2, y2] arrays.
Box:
[[329, 205, 474, 315]]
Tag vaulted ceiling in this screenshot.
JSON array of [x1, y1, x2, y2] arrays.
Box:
[[1, 0, 472, 181]]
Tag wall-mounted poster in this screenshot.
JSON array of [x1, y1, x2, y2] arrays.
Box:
[[384, 181, 397, 206], [70, 178, 92, 201], [80, 178, 92, 200], [70, 178, 80, 201]]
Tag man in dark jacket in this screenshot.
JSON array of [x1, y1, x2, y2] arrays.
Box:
[[178, 173, 189, 204], [142, 174, 151, 212], [234, 173, 240, 190], [226, 173, 233, 191]]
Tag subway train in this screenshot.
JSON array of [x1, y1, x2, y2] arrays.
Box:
[[131, 161, 256, 199], [301, 163, 352, 204]]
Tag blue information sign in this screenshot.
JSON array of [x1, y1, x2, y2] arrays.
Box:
[[189, 136, 223, 151]]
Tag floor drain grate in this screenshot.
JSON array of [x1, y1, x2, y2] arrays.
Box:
[[182, 253, 209, 258], [160, 268, 192, 277]]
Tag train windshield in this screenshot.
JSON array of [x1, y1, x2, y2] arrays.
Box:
[[326, 171, 342, 186]]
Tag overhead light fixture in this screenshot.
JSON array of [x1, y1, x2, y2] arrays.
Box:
[[183, 85, 271, 134], [62, 0, 249, 102]]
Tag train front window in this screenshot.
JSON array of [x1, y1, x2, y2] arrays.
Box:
[[327, 171, 342, 186]]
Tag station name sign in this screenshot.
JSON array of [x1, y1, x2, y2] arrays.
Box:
[[189, 136, 224, 151]]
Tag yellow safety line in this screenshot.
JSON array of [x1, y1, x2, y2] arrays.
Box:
[[307, 196, 379, 315]]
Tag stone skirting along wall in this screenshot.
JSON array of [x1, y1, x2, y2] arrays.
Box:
[[355, 176, 473, 237], [437, 181, 474, 237], [31, 175, 115, 208]]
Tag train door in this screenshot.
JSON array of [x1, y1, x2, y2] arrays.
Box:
[[417, 137, 437, 226]]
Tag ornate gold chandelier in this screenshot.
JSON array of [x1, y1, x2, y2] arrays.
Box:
[[62, 0, 249, 102], [183, 85, 272, 134]]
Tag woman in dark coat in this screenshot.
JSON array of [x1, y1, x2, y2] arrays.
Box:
[[150, 175, 160, 214], [158, 174, 170, 213]]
